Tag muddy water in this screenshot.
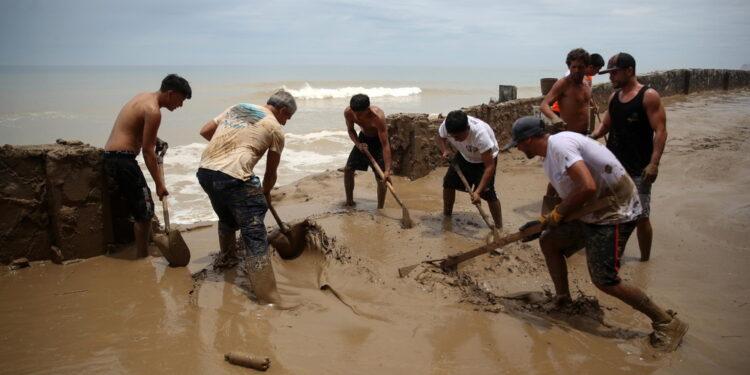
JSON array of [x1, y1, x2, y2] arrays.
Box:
[[2, 90, 750, 374]]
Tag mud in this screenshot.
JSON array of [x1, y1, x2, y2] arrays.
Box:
[[1, 90, 750, 374]]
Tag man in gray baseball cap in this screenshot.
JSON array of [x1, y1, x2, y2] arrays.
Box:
[[504, 115, 688, 352]]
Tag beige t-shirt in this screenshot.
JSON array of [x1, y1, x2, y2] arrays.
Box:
[[199, 104, 285, 180]]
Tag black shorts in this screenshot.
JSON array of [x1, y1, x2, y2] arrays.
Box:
[[442, 152, 498, 201], [103, 151, 154, 222], [345, 132, 384, 178]]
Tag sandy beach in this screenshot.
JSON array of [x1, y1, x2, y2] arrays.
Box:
[[1, 89, 749, 374]]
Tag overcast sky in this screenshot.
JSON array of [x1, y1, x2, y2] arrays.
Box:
[[1, 0, 748, 71]]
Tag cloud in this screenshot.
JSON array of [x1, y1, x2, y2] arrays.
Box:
[[611, 6, 654, 16]]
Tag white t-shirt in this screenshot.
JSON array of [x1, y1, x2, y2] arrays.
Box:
[[543, 131, 641, 224], [438, 115, 499, 163]]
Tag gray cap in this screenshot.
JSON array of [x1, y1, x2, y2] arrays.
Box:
[[501, 116, 546, 151]]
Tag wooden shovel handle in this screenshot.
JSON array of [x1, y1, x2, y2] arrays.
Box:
[[266, 200, 290, 235], [362, 148, 405, 208], [439, 196, 614, 270], [158, 162, 170, 233], [450, 160, 496, 231]]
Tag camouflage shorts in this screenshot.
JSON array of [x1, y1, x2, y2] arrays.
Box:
[[540, 220, 636, 286], [583, 221, 637, 286]]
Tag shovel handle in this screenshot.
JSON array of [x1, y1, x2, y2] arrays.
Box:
[[266, 200, 290, 235], [450, 161, 496, 232], [438, 196, 614, 270], [362, 148, 405, 207], [158, 162, 170, 234]]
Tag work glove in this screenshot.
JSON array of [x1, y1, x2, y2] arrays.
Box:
[[540, 206, 564, 230], [641, 163, 659, 184], [519, 220, 542, 242]]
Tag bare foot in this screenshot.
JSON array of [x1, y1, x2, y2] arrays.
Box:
[[343, 200, 356, 208]]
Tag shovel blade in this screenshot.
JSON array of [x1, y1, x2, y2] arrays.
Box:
[[401, 207, 414, 229], [162, 227, 190, 267]]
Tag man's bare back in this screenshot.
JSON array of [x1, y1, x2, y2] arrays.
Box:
[[105, 92, 162, 154]]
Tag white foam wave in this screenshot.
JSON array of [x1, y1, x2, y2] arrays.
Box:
[[285, 130, 350, 144], [284, 83, 421, 100]]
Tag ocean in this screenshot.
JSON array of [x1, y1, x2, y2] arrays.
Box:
[[0, 65, 602, 224]]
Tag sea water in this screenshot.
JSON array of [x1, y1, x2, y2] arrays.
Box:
[[0, 65, 590, 223]]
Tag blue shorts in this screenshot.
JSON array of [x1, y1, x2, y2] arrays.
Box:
[[197, 168, 269, 258]]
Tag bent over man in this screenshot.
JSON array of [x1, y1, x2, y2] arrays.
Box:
[[343, 93, 392, 208], [505, 116, 687, 352], [436, 110, 502, 228], [197, 91, 296, 306], [104, 73, 191, 258]]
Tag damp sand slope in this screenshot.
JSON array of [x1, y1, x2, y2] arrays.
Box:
[[1, 90, 749, 374]]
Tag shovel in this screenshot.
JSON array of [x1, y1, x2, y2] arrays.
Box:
[[154, 140, 190, 267], [267, 200, 307, 259], [398, 196, 614, 277], [362, 148, 414, 229], [450, 160, 501, 242]]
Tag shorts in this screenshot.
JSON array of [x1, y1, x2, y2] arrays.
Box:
[[631, 175, 651, 218], [540, 220, 636, 286], [197, 168, 269, 257], [442, 152, 498, 201], [345, 132, 385, 178], [103, 151, 154, 222]]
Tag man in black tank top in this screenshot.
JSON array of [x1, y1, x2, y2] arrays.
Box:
[[591, 53, 668, 263]]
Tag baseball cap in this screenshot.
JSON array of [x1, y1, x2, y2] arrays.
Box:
[[501, 116, 546, 151], [599, 52, 636, 74]]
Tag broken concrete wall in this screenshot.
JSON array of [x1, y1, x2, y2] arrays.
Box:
[[0, 141, 131, 264], [388, 69, 750, 180]]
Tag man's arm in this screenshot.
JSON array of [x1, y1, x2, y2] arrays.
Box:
[[199, 119, 219, 141], [591, 92, 615, 139], [435, 135, 451, 160], [471, 150, 496, 204], [540, 80, 566, 126], [556, 160, 597, 216], [141, 107, 168, 200], [344, 108, 364, 151], [642, 88, 667, 184], [263, 150, 281, 204], [373, 108, 392, 181]]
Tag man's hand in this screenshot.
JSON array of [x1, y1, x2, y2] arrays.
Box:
[[382, 169, 392, 183], [470, 191, 481, 205], [519, 220, 542, 242], [540, 206, 564, 229], [441, 150, 452, 160], [156, 183, 169, 201], [357, 143, 368, 152], [552, 118, 567, 131], [641, 163, 659, 184]]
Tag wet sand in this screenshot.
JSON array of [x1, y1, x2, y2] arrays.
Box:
[[2, 90, 749, 374]]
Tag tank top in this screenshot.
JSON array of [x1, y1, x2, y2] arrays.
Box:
[[606, 85, 653, 176]]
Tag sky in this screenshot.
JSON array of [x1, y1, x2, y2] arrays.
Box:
[[1, 0, 749, 72]]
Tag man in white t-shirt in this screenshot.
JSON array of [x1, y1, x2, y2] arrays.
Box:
[[504, 116, 688, 352], [436, 110, 502, 228], [197, 90, 296, 308]]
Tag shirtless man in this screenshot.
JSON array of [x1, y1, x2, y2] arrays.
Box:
[[343, 94, 393, 208], [541, 48, 593, 135], [103, 74, 192, 258]]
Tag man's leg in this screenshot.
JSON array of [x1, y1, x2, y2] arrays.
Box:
[[595, 282, 671, 323], [637, 216, 653, 261], [344, 167, 356, 206], [539, 235, 571, 303], [487, 199, 503, 229], [443, 188, 456, 216], [134, 220, 150, 258]]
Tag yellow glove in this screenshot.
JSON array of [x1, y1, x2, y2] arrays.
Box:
[[539, 206, 564, 229], [641, 163, 659, 184]]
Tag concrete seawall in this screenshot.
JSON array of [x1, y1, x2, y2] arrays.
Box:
[[388, 68, 750, 180]]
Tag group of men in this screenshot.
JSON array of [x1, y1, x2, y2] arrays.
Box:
[[103, 49, 685, 351]]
